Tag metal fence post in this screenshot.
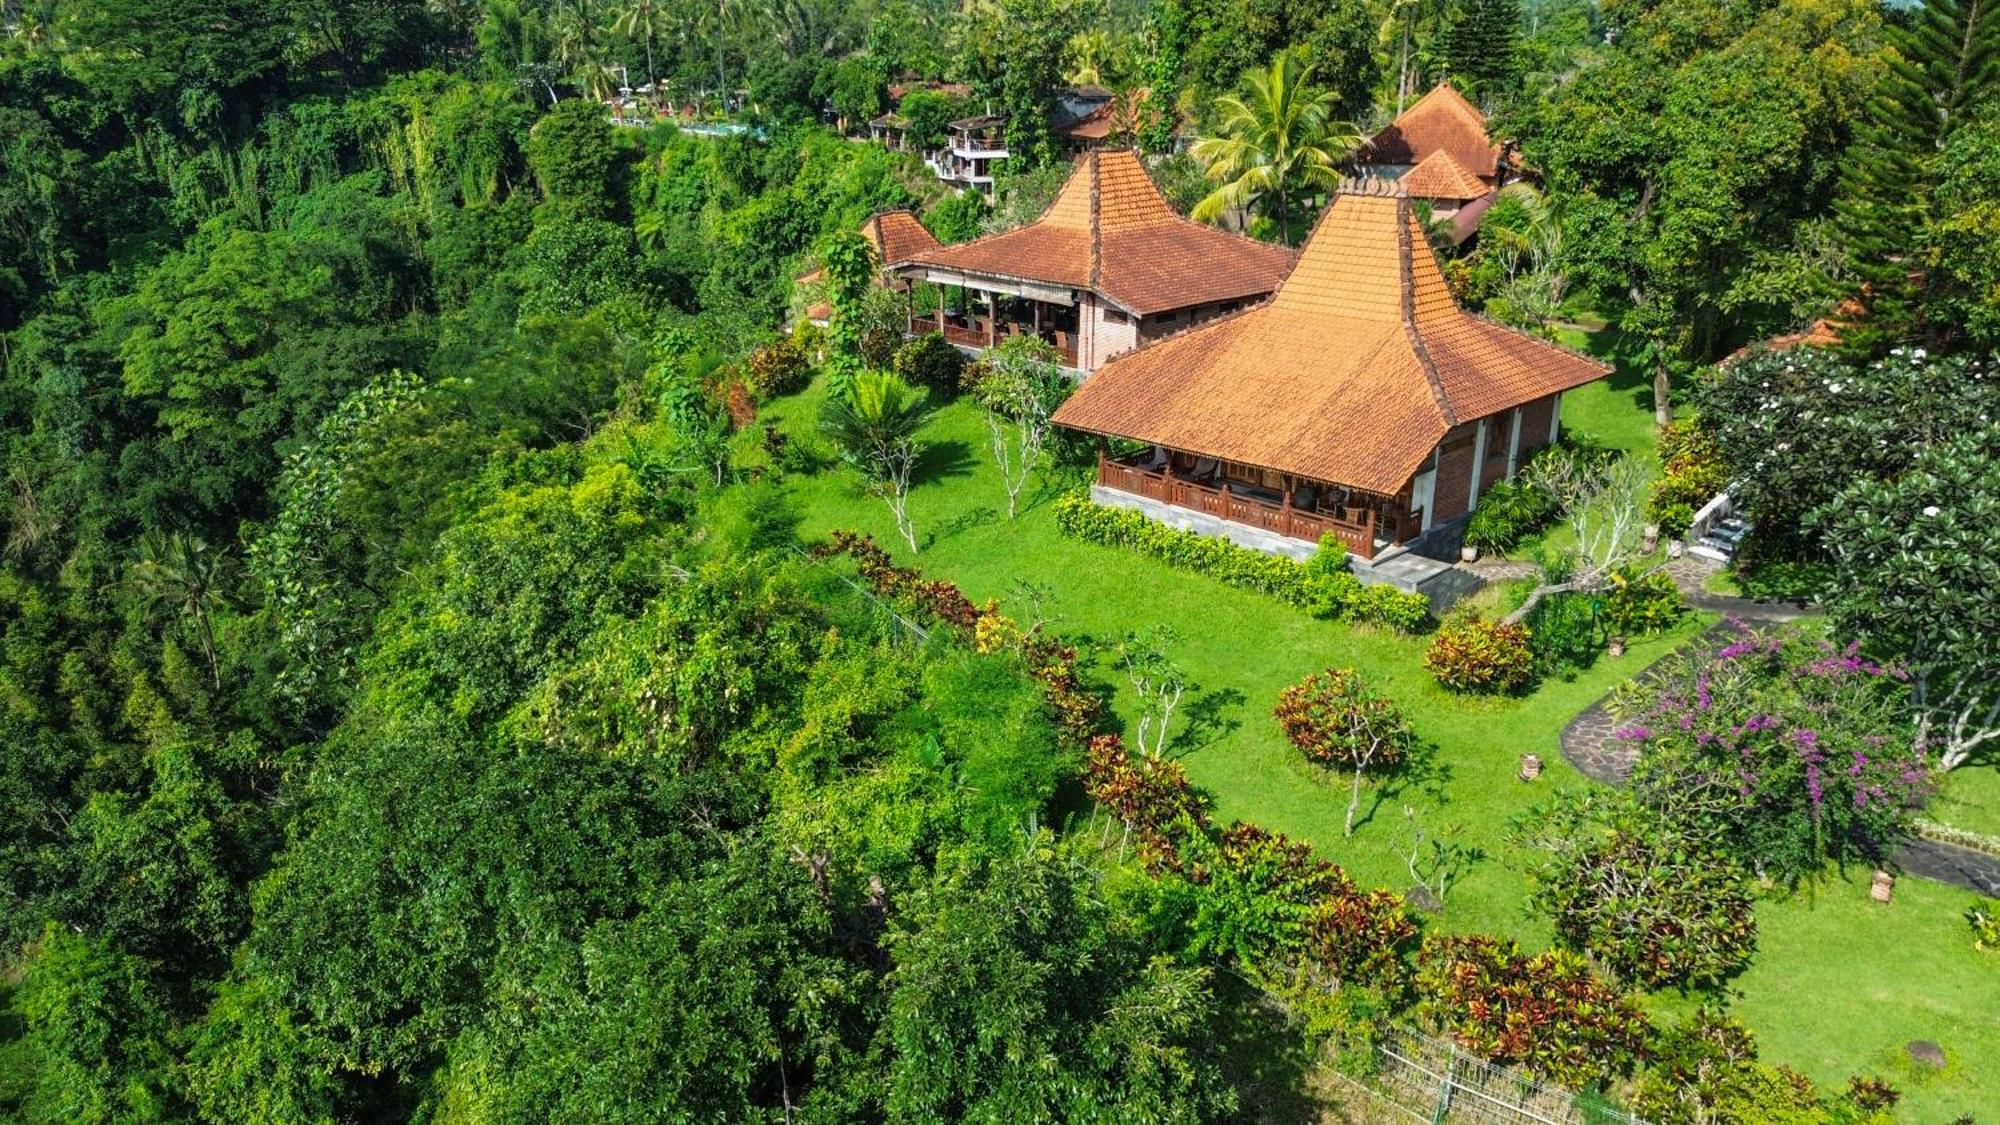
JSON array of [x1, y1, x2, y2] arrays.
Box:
[[1430, 1042, 1457, 1125]]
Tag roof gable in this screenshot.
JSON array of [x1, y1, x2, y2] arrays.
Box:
[[865, 210, 943, 267], [1401, 150, 1492, 201], [1366, 84, 1501, 179], [901, 149, 1292, 314], [1051, 182, 1610, 493]]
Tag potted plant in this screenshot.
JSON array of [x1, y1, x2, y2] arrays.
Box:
[[1460, 543, 1479, 563], [1641, 522, 1660, 553], [1607, 635, 1627, 658]]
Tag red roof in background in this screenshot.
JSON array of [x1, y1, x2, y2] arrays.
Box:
[[864, 210, 942, 268], [900, 149, 1293, 315], [1052, 182, 1609, 494], [1365, 85, 1502, 179]]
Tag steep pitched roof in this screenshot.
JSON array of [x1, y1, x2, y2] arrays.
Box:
[[1401, 149, 1491, 201], [1051, 183, 1610, 495], [864, 210, 942, 268], [900, 149, 1294, 315], [1366, 84, 1501, 179]]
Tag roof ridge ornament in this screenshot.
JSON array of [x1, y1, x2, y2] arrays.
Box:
[[1333, 174, 1407, 198]]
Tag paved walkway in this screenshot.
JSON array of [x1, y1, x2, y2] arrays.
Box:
[[1557, 615, 2000, 895]]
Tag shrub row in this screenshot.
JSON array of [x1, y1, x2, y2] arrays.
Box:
[[1052, 493, 1430, 632], [814, 532, 1896, 1105]]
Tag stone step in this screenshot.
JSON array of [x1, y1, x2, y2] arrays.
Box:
[[1687, 543, 1734, 563]]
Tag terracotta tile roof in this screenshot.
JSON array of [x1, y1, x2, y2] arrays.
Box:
[[1445, 191, 1497, 245], [1401, 150, 1490, 201], [864, 210, 942, 268], [900, 149, 1294, 315], [1365, 84, 1501, 179], [1052, 183, 1610, 495], [1719, 318, 1846, 366]]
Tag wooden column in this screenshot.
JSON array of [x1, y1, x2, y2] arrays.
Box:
[[1282, 479, 1295, 538], [986, 291, 998, 346]]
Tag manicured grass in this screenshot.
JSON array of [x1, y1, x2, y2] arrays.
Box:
[[750, 373, 1994, 1118], [1932, 764, 2000, 840]]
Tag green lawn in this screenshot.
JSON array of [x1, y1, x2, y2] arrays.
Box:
[[1932, 764, 2000, 840], [748, 371, 1995, 1120]]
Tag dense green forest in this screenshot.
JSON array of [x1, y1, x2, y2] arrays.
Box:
[[2, 0, 1997, 1121]]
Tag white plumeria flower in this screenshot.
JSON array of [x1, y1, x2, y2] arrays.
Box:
[[1923, 505, 1941, 517]]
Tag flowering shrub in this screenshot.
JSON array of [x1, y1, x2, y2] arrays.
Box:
[[1053, 494, 1430, 632], [1415, 934, 1649, 1088], [745, 336, 812, 397], [1423, 612, 1536, 693], [1517, 793, 1756, 988], [1614, 627, 1929, 884], [1601, 568, 1685, 636]]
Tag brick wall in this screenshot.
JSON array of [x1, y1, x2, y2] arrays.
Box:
[[1431, 423, 1480, 521], [1082, 294, 1140, 371], [1515, 395, 1557, 459]]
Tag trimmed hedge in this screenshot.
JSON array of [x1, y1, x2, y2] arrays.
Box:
[[1053, 493, 1430, 632]]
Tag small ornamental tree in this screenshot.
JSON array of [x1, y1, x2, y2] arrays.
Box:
[[1275, 668, 1415, 835], [966, 336, 1072, 519], [1613, 626, 1931, 884], [1416, 934, 1650, 1089], [1424, 611, 1535, 694], [1116, 625, 1192, 757], [1516, 792, 1756, 989]]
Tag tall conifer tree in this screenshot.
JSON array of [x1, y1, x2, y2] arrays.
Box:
[[1834, 0, 2000, 351]]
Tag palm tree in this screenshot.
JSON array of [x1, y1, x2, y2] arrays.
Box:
[[1189, 53, 1360, 246], [125, 532, 233, 689], [820, 372, 930, 552], [610, 0, 662, 87]]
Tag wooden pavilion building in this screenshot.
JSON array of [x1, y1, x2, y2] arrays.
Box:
[[1051, 179, 1609, 579], [890, 148, 1293, 371]]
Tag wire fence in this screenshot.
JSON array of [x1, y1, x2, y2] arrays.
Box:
[[1361, 1027, 1648, 1125], [789, 545, 932, 645]]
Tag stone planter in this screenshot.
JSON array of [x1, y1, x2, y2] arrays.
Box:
[[1642, 523, 1660, 553], [1667, 540, 1684, 559], [1607, 635, 1627, 658], [1870, 870, 1895, 903], [1460, 545, 1479, 563], [1518, 753, 1543, 781]]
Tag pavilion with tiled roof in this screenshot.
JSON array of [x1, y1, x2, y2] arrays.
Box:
[[1052, 179, 1609, 563], [1360, 84, 1508, 245], [894, 148, 1294, 370], [799, 210, 942, 326]]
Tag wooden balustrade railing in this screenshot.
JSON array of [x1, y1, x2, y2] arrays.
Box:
[[1097, 458, 1379, 558]]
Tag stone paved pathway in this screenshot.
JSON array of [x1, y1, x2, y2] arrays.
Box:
[[1557, 615, 2000, 895]]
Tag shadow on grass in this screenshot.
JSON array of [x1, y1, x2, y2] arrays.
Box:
[[1210, 970, 1323, 1123], [912, 438, 977, 486], [1169, 687, 1247, 759], [927, 503, 999, 548], [1354, 739, 1454, 836]]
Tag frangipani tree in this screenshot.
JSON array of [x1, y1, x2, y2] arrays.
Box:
[[1504, 452, 1657, 625], [1190, 52, 1360, 245], [967, 336, 1072, 519]]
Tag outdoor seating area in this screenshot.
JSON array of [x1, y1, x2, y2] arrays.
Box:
[[911, 299, 1081, 366], [1097, 450, 1412, 558]]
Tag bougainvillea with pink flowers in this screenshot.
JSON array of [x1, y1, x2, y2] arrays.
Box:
[[1609, 624, 1930, 884]]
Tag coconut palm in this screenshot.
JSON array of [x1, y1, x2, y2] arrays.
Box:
[[610, 0, 663, 87], [125, 532, 233, 688], [820, 372, 931, 551], [1189, 52, 1361, 246]]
